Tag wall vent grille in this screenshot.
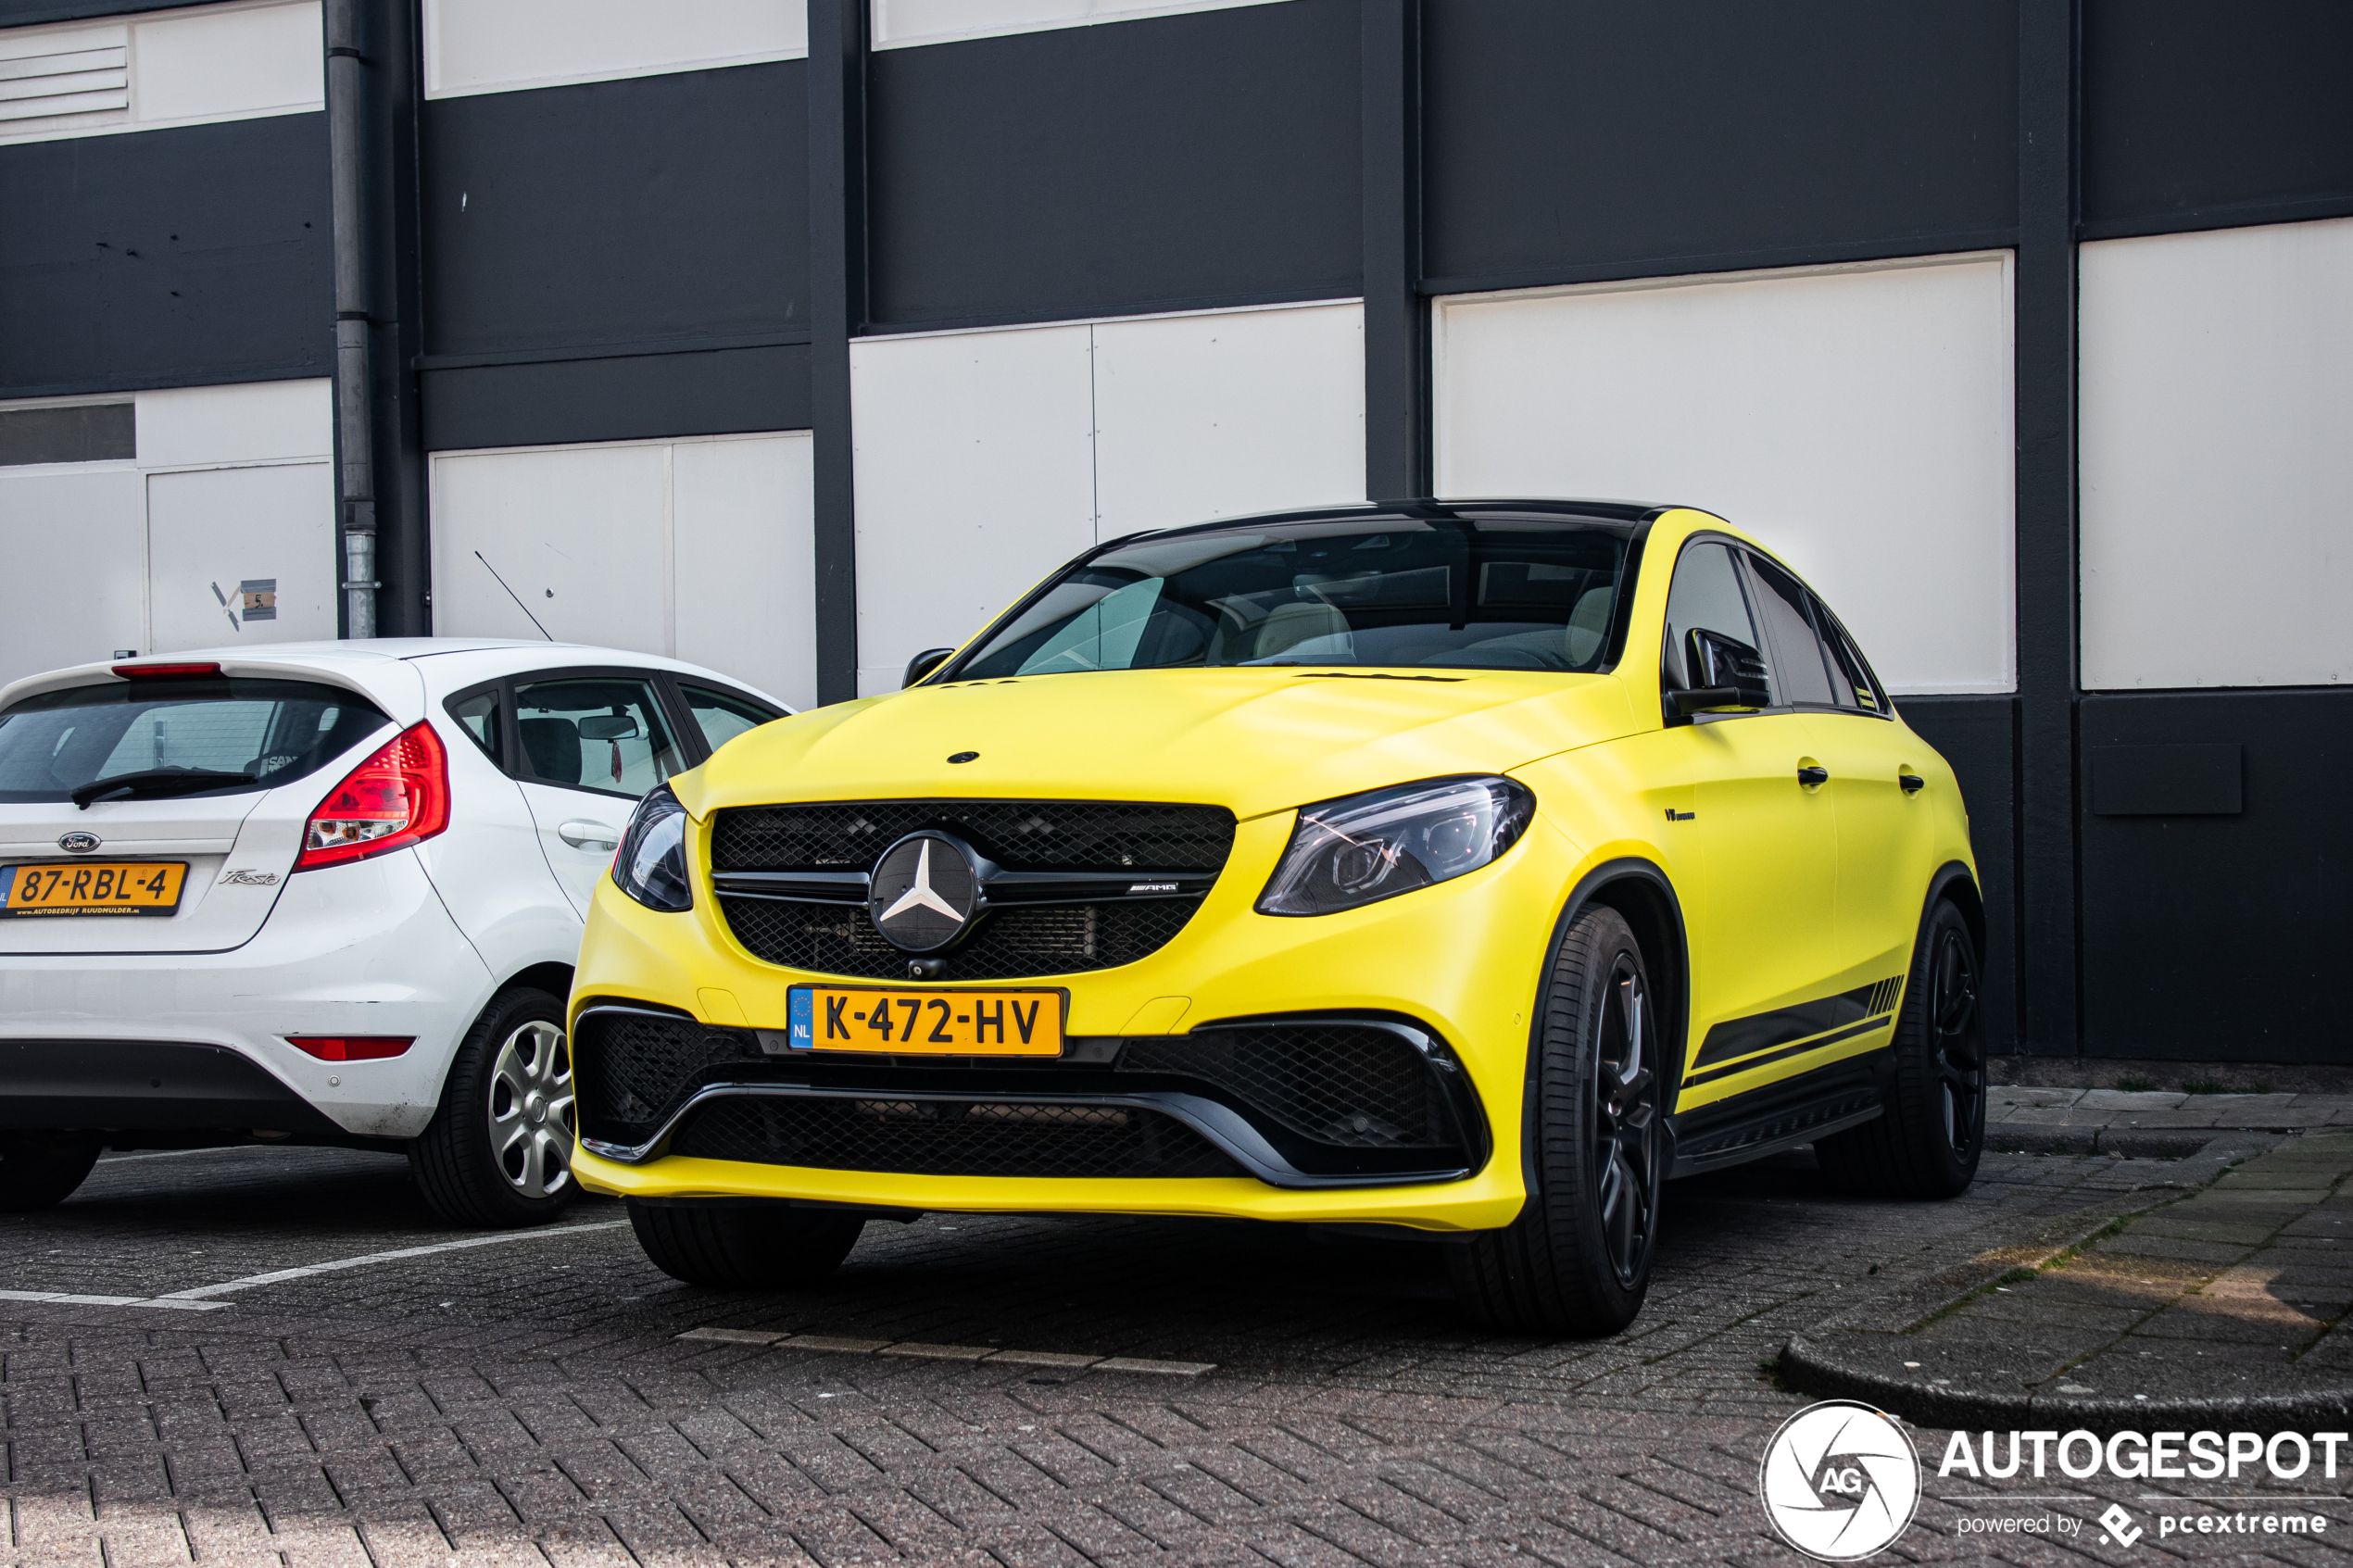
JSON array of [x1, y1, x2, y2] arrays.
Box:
[[0, 40, 130, 137]]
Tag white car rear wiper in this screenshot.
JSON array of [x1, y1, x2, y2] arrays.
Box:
[[69, 767, 256, 809]]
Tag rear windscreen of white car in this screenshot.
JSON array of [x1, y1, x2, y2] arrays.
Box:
[[0, 679, 393, 806]]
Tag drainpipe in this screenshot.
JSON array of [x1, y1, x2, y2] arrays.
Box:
[[325, 0, 376, 638]]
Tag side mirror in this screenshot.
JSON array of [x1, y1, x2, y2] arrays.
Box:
[[578, 714, 641, 741], [1674, 629, 1771, 715], [903, 647, 956, 688]]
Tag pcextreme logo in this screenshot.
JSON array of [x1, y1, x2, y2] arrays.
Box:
[[1758, 1400, 1923, 1561]]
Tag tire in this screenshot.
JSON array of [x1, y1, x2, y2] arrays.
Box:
[[1815, 897, 1985, 1198], [411, 986, 579, 1227], [626, 1199, 865, 1289], [0, 1131, 102, 1210], [1450, 905, 1667, 1336]]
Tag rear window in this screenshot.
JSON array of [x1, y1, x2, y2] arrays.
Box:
[[949, 515, 1632, 680], [0, 679, 392, 806]]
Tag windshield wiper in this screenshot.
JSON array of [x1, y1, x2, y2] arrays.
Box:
[[70, 768, 256, 809]]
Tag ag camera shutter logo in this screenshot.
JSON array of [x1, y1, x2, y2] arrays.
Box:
[[1758, 1400, 1922, 1560]]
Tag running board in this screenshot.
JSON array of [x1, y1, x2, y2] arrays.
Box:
[[1667, 1050, 1892, 1178]]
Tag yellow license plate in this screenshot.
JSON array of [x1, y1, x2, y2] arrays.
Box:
[[786, 985, 1065, 1056], [0, 860, 188, 918]]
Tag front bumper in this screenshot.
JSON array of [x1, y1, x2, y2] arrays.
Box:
[[0, 849, 493, 1139], [570, 809, 1589, 1232]]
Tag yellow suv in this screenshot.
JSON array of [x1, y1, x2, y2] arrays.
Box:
[[568, 502, 1984, 1336]]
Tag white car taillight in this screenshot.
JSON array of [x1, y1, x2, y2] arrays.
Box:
[[295, 721, 451, 871]]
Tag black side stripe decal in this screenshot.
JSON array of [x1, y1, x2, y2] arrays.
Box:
[[1681, 1013, 1894, 1088], [1690, 973, 1905, 1070]]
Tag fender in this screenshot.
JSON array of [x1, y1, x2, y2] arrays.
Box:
[[1508, 856, 1692, 1222]]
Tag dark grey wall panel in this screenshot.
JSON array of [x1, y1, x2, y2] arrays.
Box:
[[0, 115, 329, 398], [2082, 0, 2353, 237], [422, 345, 811, 452], [0, 0, 190, 22], [1422, 1, 2017, 292], [866, 0, 1359, 331], [1900, 695, 2018, 1053], [2081, 690, 2353, 1064], [421, 61, 808, 358]]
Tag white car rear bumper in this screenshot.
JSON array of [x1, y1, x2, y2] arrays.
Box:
[[0, 849, 493, 1140]]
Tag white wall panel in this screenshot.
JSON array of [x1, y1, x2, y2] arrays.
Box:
[[431, 433, 813, 706], [0, 3, 321, 145], [424, 0, 806, 99], [431, 444, 671, 653], [2082, 218, 2353, 691], [1091, 303, 1363, 535], [132, 1, 321, 125], [874, 0, 1290, 49], [1435, 255, 2016, 695], [0, 469, 145, 685], [145, 461, 334, 653], [849, 325, 1095, 696], [673, 433, 818, 710], [137, 378, 330, 468]]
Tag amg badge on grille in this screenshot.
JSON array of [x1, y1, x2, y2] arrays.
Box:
[[867, 832, 981, 952]]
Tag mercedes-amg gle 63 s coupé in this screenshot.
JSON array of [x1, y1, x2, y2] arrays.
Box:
[[567, 502, 1986, 1335]]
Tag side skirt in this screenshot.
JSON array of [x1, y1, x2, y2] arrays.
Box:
[[1666, 1049, 1894, 1179]]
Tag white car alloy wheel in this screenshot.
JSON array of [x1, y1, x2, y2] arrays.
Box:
[[487, 1020, 574, 1199]]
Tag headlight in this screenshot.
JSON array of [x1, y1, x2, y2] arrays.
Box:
[[1257, 775, 1536, 917], [612, 784, 693, 912]]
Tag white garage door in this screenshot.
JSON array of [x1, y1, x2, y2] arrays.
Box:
[[849, 299, 1364, 696], [146, 462, 336, 654], [430, 431, 818, 709], [2081, 216, 2353, 691], [1433, 254, 2017, 695]]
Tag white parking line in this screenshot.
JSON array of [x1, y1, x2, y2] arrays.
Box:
[[0, 1288, 228, 1312], [154, 1221, 627, 1301], [675, 1326, 1215, 1376]]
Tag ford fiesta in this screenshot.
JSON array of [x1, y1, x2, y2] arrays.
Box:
[[568, 501, 1987, 1335]]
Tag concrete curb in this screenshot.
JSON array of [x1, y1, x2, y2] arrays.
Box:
[[1780, 1131, 2353, 1434], [1780, 1333, 2353, 1437], [1991, 1124, 2300, 1160]]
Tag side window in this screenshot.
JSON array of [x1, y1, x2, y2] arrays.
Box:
[[1812, 597, 1890, 715], [1662, 541, 1769, 700], [680, 684, 784, 756], [512, 675, 682, 797], [1742, 554, 1839, 708], [446, 689, 502, 765]]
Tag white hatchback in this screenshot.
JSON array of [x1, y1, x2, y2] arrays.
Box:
[[0, 640, 787, 1224]]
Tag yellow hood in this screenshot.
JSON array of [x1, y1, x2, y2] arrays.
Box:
[[683, 668, 1642, 821]]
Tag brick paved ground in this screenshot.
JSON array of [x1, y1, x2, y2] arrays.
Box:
[[4, 1135, 2350, 1566]]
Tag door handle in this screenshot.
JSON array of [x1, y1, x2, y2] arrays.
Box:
[[1796, 765, 1829, 787], [559, 820, 620, 850], [1899, 772, 1926, 795]]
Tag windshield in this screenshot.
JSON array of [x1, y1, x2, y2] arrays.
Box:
[[0, 678, 393, 806], [950, 516, 1632, 680]]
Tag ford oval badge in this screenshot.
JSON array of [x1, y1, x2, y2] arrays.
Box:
[[57, 831, 101, 854]]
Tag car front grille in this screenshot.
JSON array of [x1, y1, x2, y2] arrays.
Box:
[[710, 799, 1235, 981], [667, 1096, 1239, 1179], [1119, 1023, 1465, 1152], [710, 800, 1234, 874], [572, 1007, 761, 1148]]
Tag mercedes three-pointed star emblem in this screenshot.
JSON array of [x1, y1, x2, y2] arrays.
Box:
[[866, 833, 981, 953]]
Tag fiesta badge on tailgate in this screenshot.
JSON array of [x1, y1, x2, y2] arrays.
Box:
[[786, 985, 1064, 1056]]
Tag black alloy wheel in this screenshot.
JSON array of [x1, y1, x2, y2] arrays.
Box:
[[1928, 920, 1982, 1160], [1451, 904, 1666, 1336], [627, 1199, 866, 1289], [1592, 951, 1662, 1288], [1815, 897, 1985, 1198]]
